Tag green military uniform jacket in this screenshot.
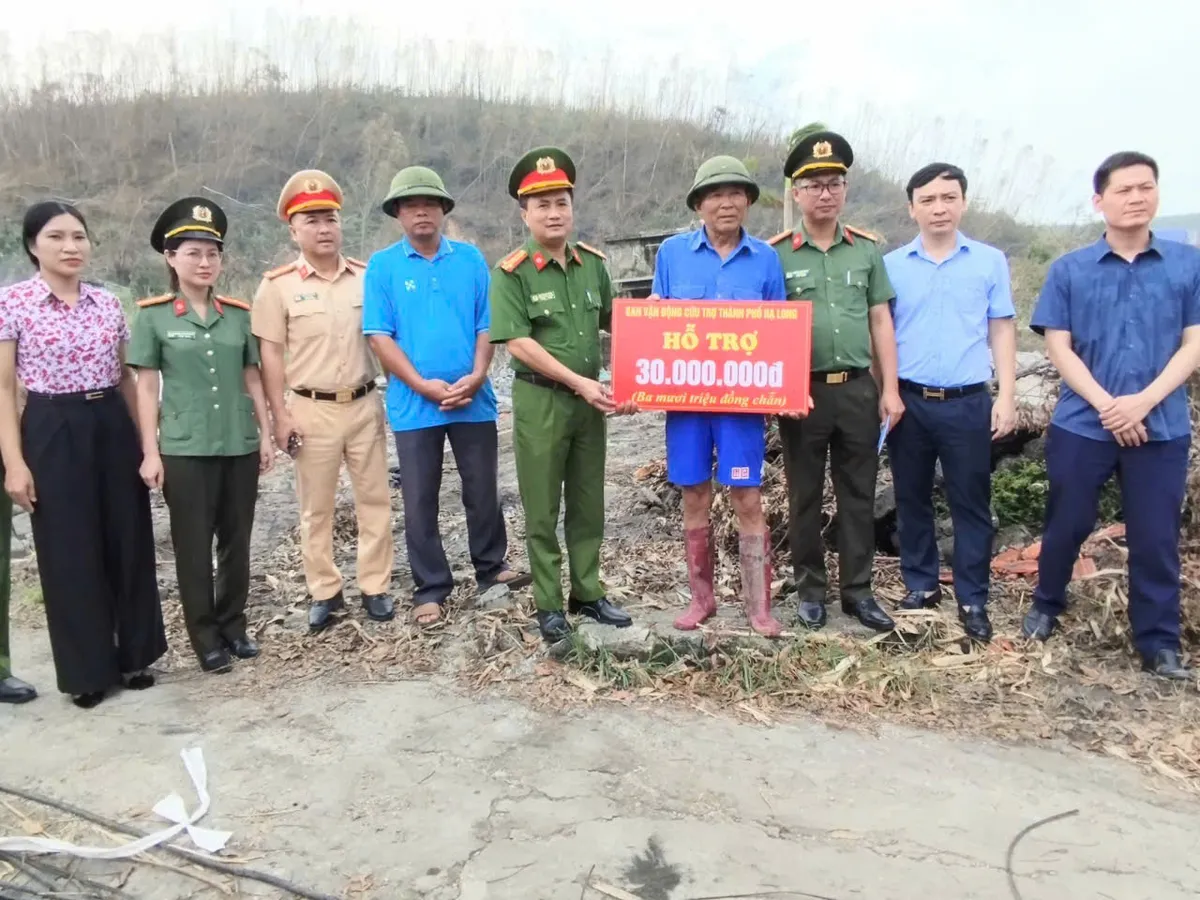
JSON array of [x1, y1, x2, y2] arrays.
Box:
[[487, 239, 613, 377], [770, 223, 894, 372], [127, 293, 261, 456]]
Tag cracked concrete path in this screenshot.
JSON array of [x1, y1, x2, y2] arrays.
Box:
[[3, 624, 1198, 900]]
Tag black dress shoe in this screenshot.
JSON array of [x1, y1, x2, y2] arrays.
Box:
[[898, 588, 941, 610], [309, 591, 346, 631], [224, 635, 260, 660], [568, 596, 633, 628], [72, 691, 105, 709], [361, 593, 395, 622], [841, 597, 895, 632], [536, 610, 572, 643], [0, 675, 37, 704], [123, 670, 156, 690], [200, 649, 233, 674], [1142, 649, 1191, 681], [795, 599, 827, 629], [1021, 608, 1058, 641], [958, 606, 993, 642]]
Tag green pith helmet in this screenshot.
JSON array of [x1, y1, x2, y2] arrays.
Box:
[[686, 155, 760, 211], [381, 166, 456, 217]]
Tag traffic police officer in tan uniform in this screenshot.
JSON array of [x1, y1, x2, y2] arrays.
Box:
[[488, 147, 635, 642], [252, 170, 395, 630]]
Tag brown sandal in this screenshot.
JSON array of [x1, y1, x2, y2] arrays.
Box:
[[488, 569, 533, 591], [412, 602, 443, 627]]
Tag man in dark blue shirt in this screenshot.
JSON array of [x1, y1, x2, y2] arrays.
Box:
[[1027, 151, 1200, 680], [650, 156, 787, 638], [364, 167, 530, 626]]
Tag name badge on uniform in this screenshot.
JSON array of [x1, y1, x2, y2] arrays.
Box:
[[786, 270, 809, 279], [293, 293, 318, 303], [530, 291, 556, 303], [166, 330, 196, 340]]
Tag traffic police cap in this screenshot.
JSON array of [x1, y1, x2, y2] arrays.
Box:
[[381, 166, 456, 217], [150, 197, 227, 254], [784, 122, 854, 181], [686, 155, 760, 211], [277, 169, 343, 221], [508, 146, 576, 200]]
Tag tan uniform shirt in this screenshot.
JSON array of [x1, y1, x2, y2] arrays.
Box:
[[250, 254, 378, 392]]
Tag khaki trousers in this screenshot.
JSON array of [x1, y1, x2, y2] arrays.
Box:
[[289, 392, 393, 601]]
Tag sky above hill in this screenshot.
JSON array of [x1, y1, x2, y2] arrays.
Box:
[[5, 0, 1198, 224]]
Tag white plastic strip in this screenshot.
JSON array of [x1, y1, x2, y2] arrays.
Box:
[[0, 747, 232, 857]]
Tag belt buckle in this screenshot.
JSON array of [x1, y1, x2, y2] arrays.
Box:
[[828, 372, 848, 385], [923, 387, 945, 400], [84, 391, 104, 401], [335, 389, 353, 403]]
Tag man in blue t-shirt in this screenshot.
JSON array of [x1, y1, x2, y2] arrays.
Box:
[[364, 167, 530, 626], [1027, 151, 1200, 681], [650, 156, 787, 637]]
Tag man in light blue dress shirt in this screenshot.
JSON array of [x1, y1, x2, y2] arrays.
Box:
[[883, 163, 1017, 643]]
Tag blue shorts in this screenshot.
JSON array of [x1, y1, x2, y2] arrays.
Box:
[[665, 412, 766, 487]]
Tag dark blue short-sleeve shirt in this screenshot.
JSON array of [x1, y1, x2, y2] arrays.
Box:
[[1030, 235, 1200, 442]]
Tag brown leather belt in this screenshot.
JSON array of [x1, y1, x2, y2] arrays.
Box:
[[514, 371, 575, 394], [898, 379, 987, 400], [812, 368, 869, 385], [292, 382, 376, 403]]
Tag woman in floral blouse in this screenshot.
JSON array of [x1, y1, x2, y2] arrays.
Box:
[[0, 201, 166, 709]]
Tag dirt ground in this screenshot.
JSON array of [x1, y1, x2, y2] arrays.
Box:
[[3, 400, 1200, 899]]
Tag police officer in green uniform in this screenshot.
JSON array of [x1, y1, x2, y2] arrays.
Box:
[[128, 198, 275, 673], [770, 125, 904, 633], [488, 146, 635, 642]]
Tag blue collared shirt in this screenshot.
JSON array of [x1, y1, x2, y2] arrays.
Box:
[[1031, 234, 1200, 442], [651, 227, 786, 302], [884, 232, 1015, 388], [362, 236, 497, 432]]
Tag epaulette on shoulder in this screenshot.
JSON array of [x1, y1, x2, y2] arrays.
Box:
[[498, 249, 529, 274], [576, 241, 606, 260], [263, 262, 298, 280], [845, 224, 881, 243], [346, 256, 367, 269], [767, 230, 792, 246], [217, 296, 250, 311], [135, 294, 173, 309]]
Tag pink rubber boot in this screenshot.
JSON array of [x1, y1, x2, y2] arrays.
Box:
[[674, 526, 717, 630], [740, 532, 783, 637]]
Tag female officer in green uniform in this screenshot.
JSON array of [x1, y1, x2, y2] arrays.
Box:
[[128, 198, 274, 673]]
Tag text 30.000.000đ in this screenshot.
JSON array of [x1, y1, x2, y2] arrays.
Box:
[[633, 358, 785, 389]]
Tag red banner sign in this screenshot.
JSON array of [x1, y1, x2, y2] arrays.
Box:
[[610, 299, 813, 414]]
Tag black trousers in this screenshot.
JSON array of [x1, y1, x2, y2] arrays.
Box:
[[779, 375, 880, 604], [393, 421, 507, 606], [163, 453, 260, 657], [22, 389, 166, 695]]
